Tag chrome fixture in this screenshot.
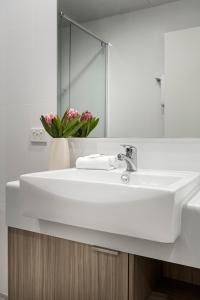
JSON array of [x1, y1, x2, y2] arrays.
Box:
[[121, 172, 130, 184], [60, 11, 112, 46], [117, 144, 137, 172]]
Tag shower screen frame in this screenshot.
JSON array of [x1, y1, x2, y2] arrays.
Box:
[[57, 11, 110, 137]]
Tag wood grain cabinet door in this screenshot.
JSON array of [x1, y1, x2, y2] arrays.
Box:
[[8, 228, 56, 300], [54, 238, 129, 300], [8, 228, 129, 300]]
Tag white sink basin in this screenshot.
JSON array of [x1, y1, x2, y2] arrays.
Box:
[[20, 168, 200, 243]]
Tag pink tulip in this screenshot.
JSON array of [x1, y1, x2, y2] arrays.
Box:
[[67, 108, 80, 120], [81, 111, 93, 121], [49, 112, 57, 120], [44, 112, 56, 126]]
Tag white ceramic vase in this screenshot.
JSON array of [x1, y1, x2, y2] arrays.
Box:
[[48, 138, 70, 170]]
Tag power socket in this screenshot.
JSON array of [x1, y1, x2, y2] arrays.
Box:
[[30, 128, 47, 143]]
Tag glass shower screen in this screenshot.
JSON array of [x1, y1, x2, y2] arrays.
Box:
[[58, 17, 107, 137]]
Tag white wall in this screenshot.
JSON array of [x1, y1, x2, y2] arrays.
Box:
[[84, 0, 200, 137], [0, 0, 57, 295], [0, 1, 9, 295], [164, 26, 200, 137]]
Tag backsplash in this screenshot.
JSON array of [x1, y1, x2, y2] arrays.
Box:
[[69, 138, 200, 172]]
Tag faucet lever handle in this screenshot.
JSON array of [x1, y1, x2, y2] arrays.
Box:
[[120, 145, 137, 159], [121, 144, 137, 153]]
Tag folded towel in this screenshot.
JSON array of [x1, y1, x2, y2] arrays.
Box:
[[76, 154, 119, 170]]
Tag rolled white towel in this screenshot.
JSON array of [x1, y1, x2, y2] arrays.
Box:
[[76, 154, 119, 170]]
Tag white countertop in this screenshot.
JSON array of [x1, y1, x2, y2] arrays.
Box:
[[6, 180, 200, 269]]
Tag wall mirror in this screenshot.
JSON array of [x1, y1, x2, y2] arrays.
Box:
[[57, 0, 200, 138]]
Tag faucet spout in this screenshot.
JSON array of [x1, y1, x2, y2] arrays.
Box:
[[117, 144, 137, 172], [117, 154, 137, 172]]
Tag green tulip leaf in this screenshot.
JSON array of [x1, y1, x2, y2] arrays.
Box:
[[40, 116, 54, 137]]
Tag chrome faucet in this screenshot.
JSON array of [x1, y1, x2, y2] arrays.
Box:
[[117, 144, 137, 172]]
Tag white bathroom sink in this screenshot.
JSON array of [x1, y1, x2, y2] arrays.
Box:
[[20, 168, 200, 243]]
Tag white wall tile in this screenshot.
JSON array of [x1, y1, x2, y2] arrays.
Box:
[[0, 0, 57, 294], [69, 138, 200, 172], [0, 105, 6, 200]]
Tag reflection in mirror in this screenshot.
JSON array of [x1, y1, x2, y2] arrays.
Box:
[[58, 11, 108, 137], [58, 0, 200, 138]]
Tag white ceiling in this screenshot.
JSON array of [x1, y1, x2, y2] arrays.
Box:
[[60, 0, 180, 22]]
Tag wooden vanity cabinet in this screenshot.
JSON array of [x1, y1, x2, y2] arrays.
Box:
[[8, 227, 200, 300], [8, 227, 128, 300], [129, 255, 200, 300]]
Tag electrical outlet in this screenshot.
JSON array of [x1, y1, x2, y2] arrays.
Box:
[[30, 128, 47, 143]]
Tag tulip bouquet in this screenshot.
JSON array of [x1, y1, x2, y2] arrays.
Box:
[[40, 108, 99, 138]]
